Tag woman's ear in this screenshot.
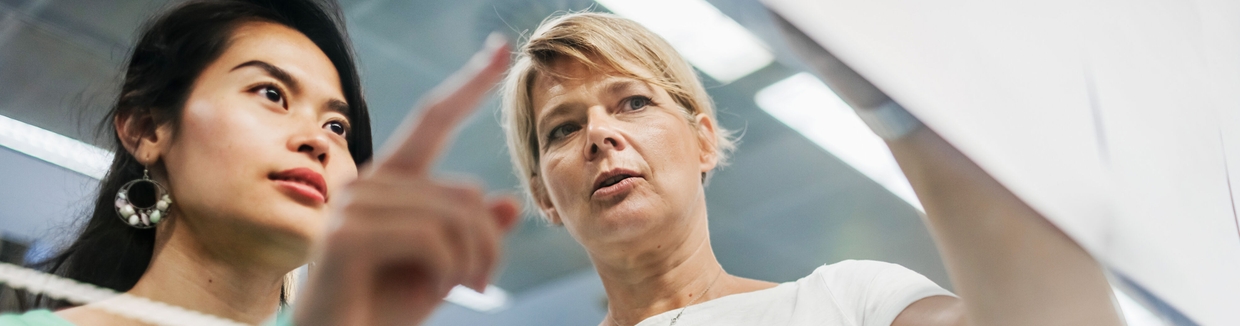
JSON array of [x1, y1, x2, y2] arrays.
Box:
[[694, 113, 719, 173], [528, 174, 562, 225], [114, 109, 173, 166]]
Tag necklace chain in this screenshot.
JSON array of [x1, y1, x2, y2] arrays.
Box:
[[608, 270, 724, 326]]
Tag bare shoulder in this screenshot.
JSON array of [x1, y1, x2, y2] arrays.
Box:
[[893, 295, 968, 326]]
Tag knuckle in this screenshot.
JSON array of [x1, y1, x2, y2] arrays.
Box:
[[425, 213, 457, 235], [456, 185, 485, 203], [437, 186, 484, 207]]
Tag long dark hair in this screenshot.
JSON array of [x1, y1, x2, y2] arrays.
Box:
[[19, 0, 372, 310]]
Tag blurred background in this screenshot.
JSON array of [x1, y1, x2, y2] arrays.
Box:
[[0, 0, 950, 324]]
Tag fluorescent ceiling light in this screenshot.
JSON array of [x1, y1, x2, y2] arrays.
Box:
[[445, 284, 510, 313], [754, 73, 921, 211], [595, 0, 774, 83], [0, 114, 112, 179]]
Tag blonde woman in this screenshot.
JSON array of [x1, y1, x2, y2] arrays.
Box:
[[500, 12, 1122, 326]]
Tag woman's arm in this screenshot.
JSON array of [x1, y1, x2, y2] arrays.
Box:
[[887, 126, 1121, 326]]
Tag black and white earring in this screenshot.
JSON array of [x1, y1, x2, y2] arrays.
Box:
[[115, 169, 172, 228]]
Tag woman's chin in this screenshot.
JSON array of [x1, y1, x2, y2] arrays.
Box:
[[586, 204, 666, 240], [239, 208, 325, 257], [248, 221, 318, 267], [266, 199, 328, 230], [265, 215, 323, 244]]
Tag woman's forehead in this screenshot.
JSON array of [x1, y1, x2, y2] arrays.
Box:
[[227, 22, 318, 58], [217, 22, 342, 91]]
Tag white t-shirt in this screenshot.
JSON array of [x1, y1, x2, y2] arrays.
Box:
[[633, 260, 954, 326]]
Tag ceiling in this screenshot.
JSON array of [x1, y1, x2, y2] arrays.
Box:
[[0, 0, 947, 324]]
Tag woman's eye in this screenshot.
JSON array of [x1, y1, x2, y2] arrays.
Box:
[[624, 96, 651, 111], [548, 124, 580, 142], [257, 85, 285, 106], [324, 121, 348, 137]]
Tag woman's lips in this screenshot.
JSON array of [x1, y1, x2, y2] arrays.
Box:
[[270, 167, 327, 204], [273, 179, 326, 204], [592, 176, 640, 200]]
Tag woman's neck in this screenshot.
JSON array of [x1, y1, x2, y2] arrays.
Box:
[[595, 234, 725, 325], [125, 216, 291, 324], [591, 206, 776, 326]]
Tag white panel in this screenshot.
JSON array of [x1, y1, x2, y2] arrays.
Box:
[[762, 0, 1240, 324]]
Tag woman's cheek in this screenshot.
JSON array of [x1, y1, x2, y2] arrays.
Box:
[[542, 154, 577, 202], [328, 166, 358, 200]]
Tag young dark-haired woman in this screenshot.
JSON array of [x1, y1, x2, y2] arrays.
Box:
[[1, 0, 517, 325]]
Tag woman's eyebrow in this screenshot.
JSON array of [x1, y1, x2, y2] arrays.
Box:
[[537, 100, 591, 135], [605, 80, 643, 96], [231, 60, 300, 94], [325, 99, 350, 117], [233, 60, 350, 117], [535, 80, 648, 131]]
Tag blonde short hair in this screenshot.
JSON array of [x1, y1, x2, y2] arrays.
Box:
[[500, 12, 737, 206]]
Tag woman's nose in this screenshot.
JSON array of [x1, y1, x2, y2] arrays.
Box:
[[583, 107, 626, 161], [290, 124, 332, 165]]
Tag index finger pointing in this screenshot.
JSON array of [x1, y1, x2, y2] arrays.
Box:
[[371, 34, 511, 176]]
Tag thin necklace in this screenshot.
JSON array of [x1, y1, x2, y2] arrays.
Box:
[[608, 270, 724, 326]]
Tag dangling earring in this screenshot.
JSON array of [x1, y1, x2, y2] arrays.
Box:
[[115, 169, 172, 229]]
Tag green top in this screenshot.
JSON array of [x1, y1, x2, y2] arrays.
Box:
[[0, 310, 74, 326], [0, 309, 294, 326]]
